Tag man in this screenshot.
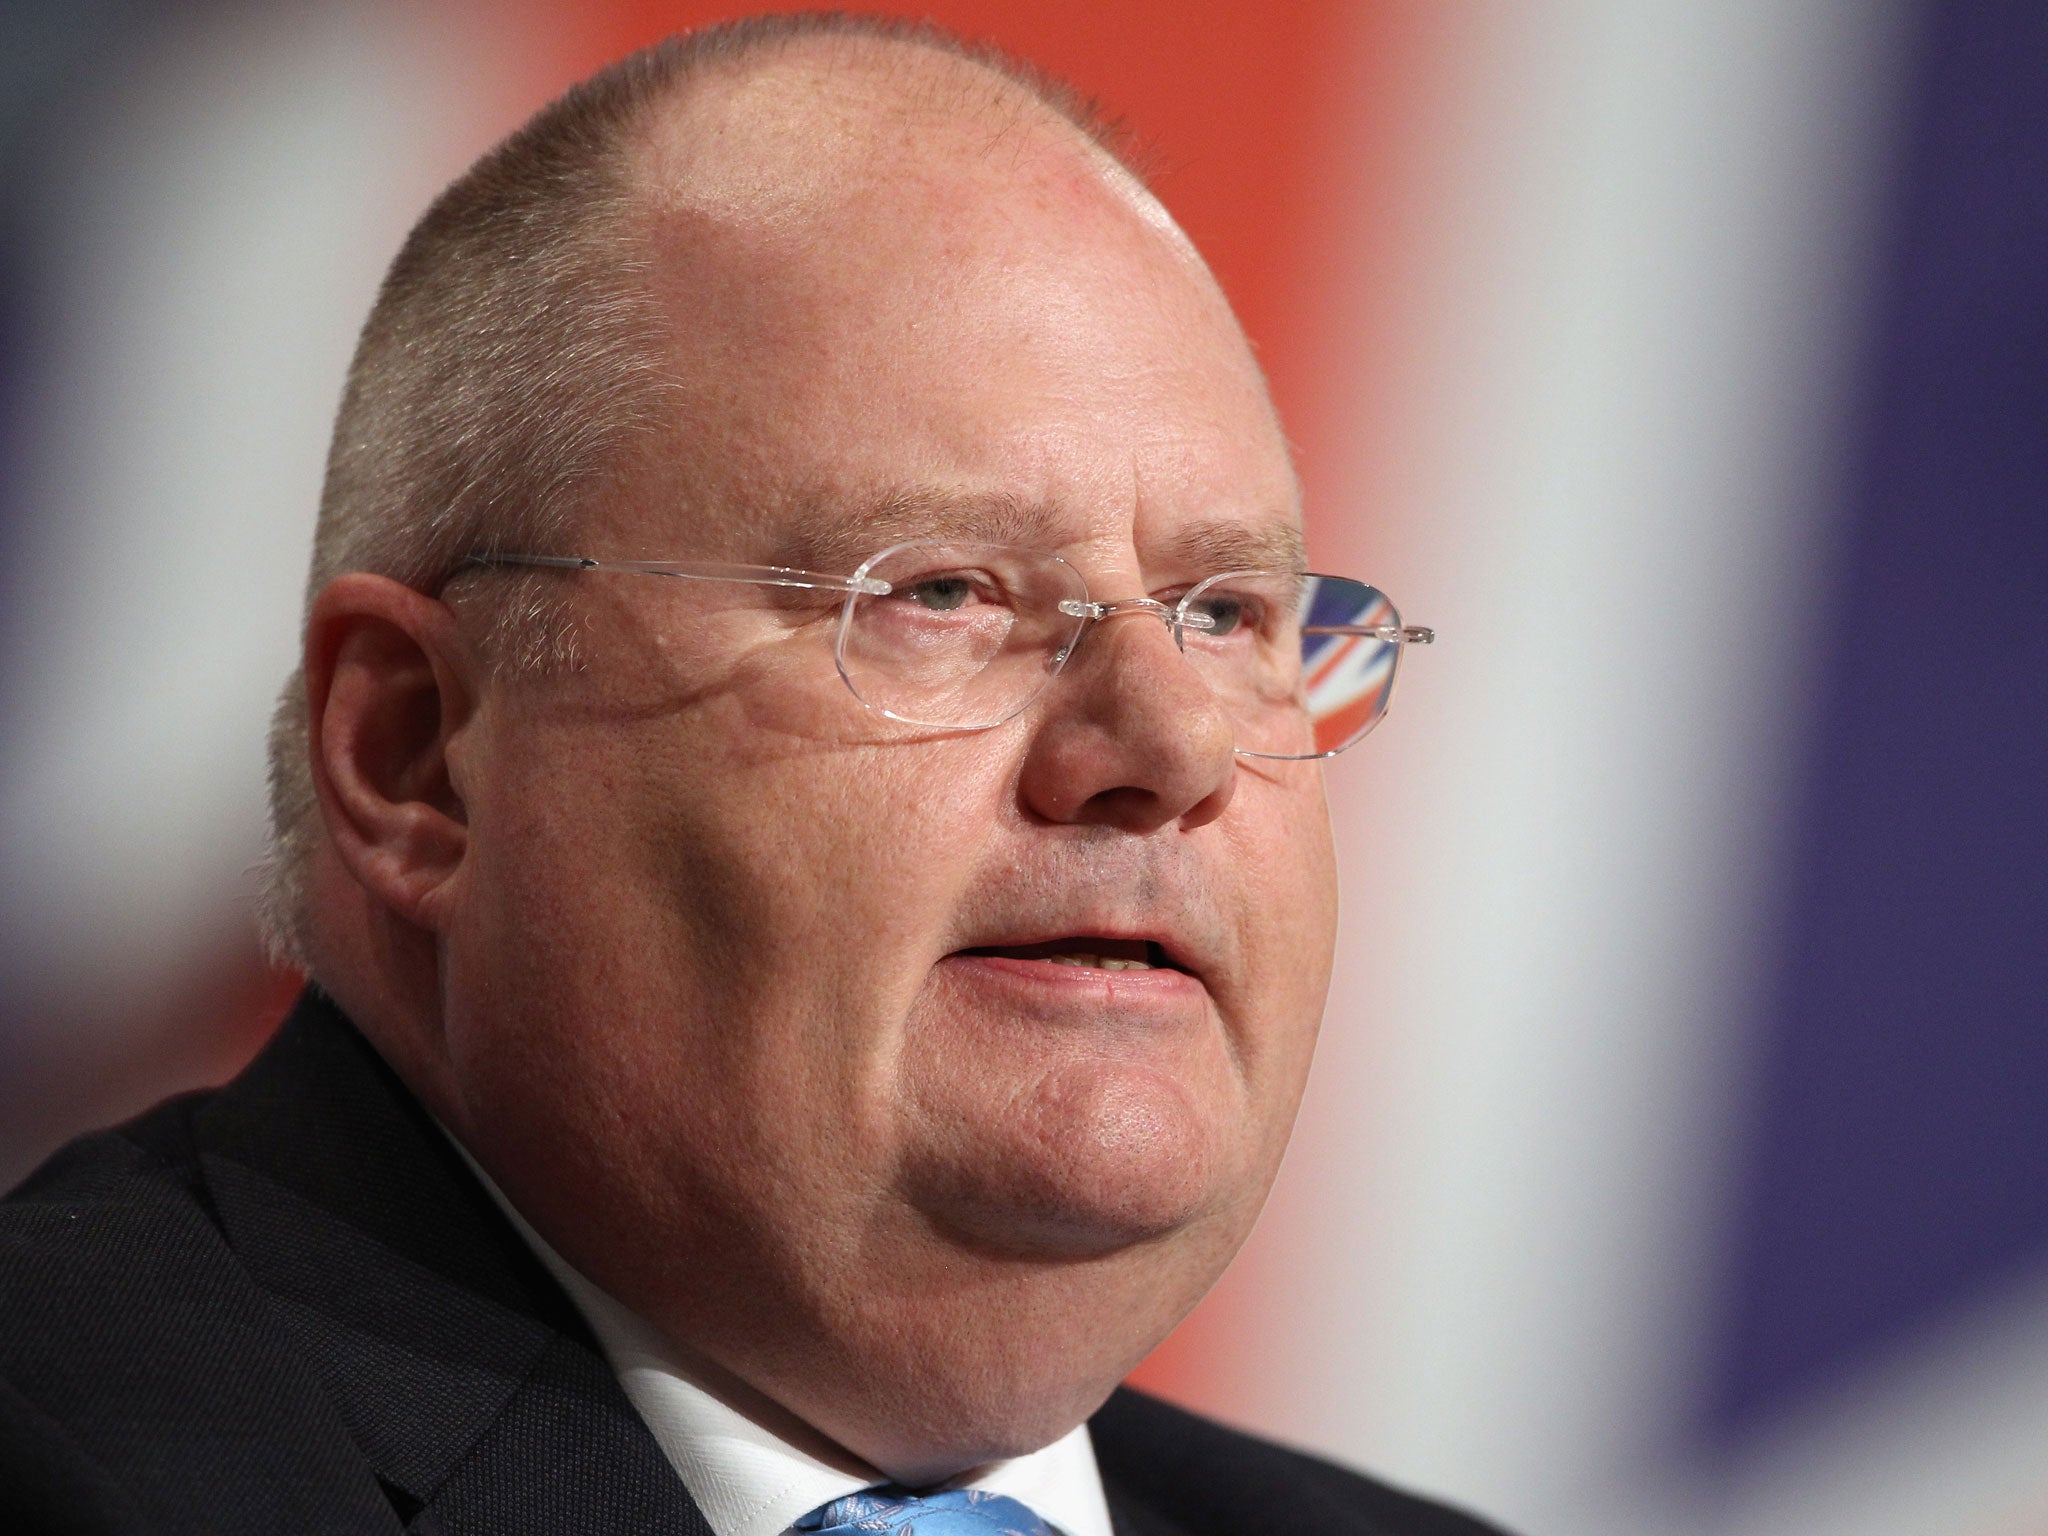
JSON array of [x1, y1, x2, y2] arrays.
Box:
[[0, 16, 1494, 1535]]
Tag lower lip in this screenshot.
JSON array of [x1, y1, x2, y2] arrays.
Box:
[[938, 952, 1206, 1001]]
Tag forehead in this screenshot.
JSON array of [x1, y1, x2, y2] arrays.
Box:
[[607, 39, 1300, 571]]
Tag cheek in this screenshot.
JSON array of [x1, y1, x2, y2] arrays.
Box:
[[475, 690, 1002, 969], [446, 703, 1029, 1193], [1209, 767, 1337, 1078]]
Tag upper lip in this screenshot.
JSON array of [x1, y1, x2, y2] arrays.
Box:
[[942, 846, 1223, 987]]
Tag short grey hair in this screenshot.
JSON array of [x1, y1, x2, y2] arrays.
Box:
[[256, 13, 1132, 967]]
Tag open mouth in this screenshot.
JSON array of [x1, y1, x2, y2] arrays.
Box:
[[954, 938, 1188, 974]]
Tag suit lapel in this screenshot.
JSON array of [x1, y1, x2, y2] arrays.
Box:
[[193, 990, 713, 1535]]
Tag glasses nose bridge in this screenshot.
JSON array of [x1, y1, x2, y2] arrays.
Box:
[[1060, 594, 1187, 647]]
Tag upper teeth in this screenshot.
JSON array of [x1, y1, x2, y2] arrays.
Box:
[[1048, 954, 1155, 970]]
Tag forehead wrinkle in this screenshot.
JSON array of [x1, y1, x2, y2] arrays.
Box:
[[774, 487, 1073, 572]]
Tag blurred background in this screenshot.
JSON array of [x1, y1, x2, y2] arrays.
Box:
[[2, 2, 2043, 1532]]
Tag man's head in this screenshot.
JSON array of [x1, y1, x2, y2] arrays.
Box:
[[280, 16, 1338, 1483]]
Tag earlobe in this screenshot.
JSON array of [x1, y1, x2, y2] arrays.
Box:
[[305, 573, 479, 934]]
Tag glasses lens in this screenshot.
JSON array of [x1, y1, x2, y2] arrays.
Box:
[[838, 542, 1088, 728], [1180, 572, 1406, 759]]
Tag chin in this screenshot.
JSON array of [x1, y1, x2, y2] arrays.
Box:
[[902, 1060, 1228, 1259], [906, 1159, 1210, 1260]]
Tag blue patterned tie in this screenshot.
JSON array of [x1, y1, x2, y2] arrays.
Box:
[[794, 1487, 1060, 1536]]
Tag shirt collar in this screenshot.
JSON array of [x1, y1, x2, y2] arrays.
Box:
[[456, 1140, 1114, 1536]]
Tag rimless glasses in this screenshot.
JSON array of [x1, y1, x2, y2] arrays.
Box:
[[460, 540, 1433, 760]]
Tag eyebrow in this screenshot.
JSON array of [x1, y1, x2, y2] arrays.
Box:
[[1157, 518, 1307, 575], [775, 487, 1307, 576]]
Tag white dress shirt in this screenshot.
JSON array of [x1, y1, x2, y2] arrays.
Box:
[[460, 1147, 1115, 1536]]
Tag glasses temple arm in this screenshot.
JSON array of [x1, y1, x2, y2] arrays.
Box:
[[459, 552, 892, 596], [1301, 623, 1436, 644]]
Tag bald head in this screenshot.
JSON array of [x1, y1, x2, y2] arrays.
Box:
[[634, 30, 1181, 245]]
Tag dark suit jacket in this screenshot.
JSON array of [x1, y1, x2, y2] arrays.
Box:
[[0, 989, 1508, 1535]]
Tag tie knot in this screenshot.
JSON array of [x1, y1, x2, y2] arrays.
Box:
[[794, 1487, 1059, 1536]]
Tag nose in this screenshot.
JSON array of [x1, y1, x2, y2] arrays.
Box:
[[1015, 602, 1238, 831]]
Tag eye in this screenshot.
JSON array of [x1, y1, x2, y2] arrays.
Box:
[[901, 575, 976, 612], [884, 567, 1016, 617], [1183, 592, 1247, 636]]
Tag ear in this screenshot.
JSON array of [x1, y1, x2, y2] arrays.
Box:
[[304, 573, 480, 934]]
